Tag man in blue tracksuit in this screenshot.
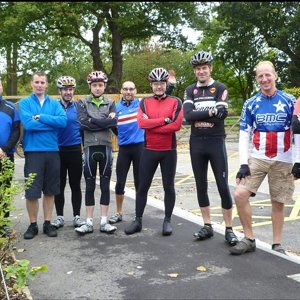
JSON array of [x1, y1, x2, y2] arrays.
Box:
[[52, 76, 85, 230], [19, 71, 67, 240], [0, 77, 20, 236]]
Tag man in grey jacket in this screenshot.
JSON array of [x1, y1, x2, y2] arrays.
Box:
[[75, 71, 117, 235]]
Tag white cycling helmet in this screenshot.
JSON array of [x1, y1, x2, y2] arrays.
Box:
[[56, 76, 76, 88], [87, 71, 108, 84], [190, 51, 213, 67], [148, 67, 169, 82]]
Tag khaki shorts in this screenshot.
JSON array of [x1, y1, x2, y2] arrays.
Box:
[[237, 157, 295, 204]]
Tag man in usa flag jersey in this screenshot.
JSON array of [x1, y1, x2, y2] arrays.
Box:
[[230, 61, 300, 255]]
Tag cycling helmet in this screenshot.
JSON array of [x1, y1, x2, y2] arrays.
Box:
[[190, 51, 213, 67], [56, 76, 76, 89], [87, 71, 108, 84], [148, 67, 169, 82]]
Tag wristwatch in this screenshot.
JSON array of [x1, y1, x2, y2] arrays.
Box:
[[164, 117, 172, 124], [33, 115, 40, 120]]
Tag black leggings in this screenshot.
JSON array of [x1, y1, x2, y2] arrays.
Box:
[[115, 142, 143, 194], [83, 145, 113, 206], [135, 149, 177, 218], [190, 136, 232, 209], [54, 150, 82, 217]]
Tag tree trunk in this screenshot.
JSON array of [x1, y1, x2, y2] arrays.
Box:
[[6, 42, 18, 96]]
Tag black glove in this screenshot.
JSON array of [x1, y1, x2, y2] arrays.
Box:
[[292, 163, 300, 179], [236, 164, 251, 180], [215, 105, 228, 119]]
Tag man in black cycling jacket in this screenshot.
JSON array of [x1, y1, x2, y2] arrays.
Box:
[[183, 50, 238, 246]]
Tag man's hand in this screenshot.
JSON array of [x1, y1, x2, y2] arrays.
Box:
[[215, 105, 228, 119], [292, 163, 300, 179], [143, 113, 149, 119], [108, 112, 116, 119], [0, 148, 7, 159], [167, 69, 176, 85], [164, 117, 172, 124], [236, 164, 251, 181]]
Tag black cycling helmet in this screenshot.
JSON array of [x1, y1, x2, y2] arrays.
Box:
[[148, 67, 169, 82], [190, 51, 213, 67]]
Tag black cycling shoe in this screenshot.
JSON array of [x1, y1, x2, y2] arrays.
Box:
[[162, 217, 172, 236], [193, 225, 214, 240], [225, 228, 238, 246], [124, 217, 142, 235]]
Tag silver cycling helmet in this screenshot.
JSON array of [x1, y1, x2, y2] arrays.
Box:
[[56, 76, 76, 88], [190, 51, 213, 67], [148, 67, 169, 82]]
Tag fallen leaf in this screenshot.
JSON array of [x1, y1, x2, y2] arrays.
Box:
[[17, 248, 25, 253], [196, 266, 207, 272], [127, 272, 135, 276], [167, 273, 179, 278]]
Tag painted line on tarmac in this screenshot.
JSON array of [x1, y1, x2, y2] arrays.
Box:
[[108, 179, 300, 265]]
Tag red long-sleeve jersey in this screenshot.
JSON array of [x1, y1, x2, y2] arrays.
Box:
[[137, 94, 183, 150]]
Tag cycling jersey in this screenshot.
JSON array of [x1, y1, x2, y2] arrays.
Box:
[[0, 97, 20, 155], [183, 80, 228, 137], [116, 98, 144, 146], [240, 90, 296, 163], [138, 95, 183, 150]]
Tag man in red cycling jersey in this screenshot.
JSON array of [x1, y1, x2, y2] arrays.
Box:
[[124, 67, 183, 236]]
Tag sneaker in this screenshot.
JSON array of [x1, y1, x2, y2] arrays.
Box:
[[52, 216, 64, 229], [193, 225, 214, 240], [73, 215, 86, 228], [272, 244, 286, 255], [75, 223, 94, 235], [100, 223, 117, 234], [225, 228, 238, 246], [108, 213, 123, 224], [24, 224, 38, 240], [229, 237, 256, 255], [43, 223, 58, 237]]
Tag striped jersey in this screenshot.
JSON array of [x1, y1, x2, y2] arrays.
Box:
[[116, 98, 144, 146], [240, 90, 296, 162]]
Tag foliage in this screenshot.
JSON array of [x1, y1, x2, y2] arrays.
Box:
[[4, 259, 47, 291], [0, 157, 41, 298], [284, 87, 300, 99]]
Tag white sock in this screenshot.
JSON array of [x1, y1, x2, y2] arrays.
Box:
[[101, 216, 107, 225], [86, 218, 93, 226]]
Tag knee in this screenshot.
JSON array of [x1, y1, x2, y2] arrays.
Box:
[[234, 188, 250, 207]]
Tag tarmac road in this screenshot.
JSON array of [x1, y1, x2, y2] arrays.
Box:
[[11, 143, 300, 299]]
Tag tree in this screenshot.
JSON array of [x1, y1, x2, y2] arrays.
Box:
[[40, 2, 204, 92]]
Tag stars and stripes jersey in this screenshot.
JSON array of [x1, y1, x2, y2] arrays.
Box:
[[116, 98, 144, 146], [183, 80, 229, 137], [240, 90, 296, 163]]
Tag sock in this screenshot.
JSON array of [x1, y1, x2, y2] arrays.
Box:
[[226, 226, 233, 230], [86, 218, 93, 226], [204, 223, 212, 227], [246, 237, 255, 242], [31, 222, 37, 227], [44, 220, 50, 225], [101, 216, 107, 225]]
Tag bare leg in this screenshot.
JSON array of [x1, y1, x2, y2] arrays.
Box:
[[116, 194, 124, 214], [271, 200, 285, 244], [43, 194, 55, 221], [200, 206, 211, 224], [234, 187, 254, 239], [222, 208, 233, 227], [86, 206, 95, 219], [26, 199, 39, 223]]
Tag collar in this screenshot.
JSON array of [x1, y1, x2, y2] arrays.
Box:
[[196, 79, 215, 88], [261, 89, 277, 99], [153, 94, 167, 100]]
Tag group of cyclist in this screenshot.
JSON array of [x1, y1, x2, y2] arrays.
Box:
[[1, 50, 300, 256]]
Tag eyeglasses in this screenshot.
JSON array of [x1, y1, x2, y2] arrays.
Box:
[[122, 87, 135, 91]]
